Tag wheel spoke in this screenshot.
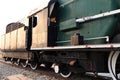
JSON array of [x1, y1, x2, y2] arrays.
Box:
[[5, 57, 8, 61], [15, 59, 20, 66], [11, 58, 14, 64], [21, 60, 28, 68]]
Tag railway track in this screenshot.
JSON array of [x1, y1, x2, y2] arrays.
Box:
[[0, 58, 108, 80]]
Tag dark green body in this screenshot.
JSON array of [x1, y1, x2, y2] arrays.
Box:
[[57, 0, 120, 46]]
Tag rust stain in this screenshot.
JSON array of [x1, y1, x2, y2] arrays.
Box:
[[110, 45, 113, 48], [86, 45, 90, 48]]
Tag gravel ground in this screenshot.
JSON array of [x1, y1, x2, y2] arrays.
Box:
[[0, 61, 58, 80], [0, 60, 107, 80]]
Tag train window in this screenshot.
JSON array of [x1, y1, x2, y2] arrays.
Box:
[[33, 16, 37, 27], [29, 16, 37, 28]]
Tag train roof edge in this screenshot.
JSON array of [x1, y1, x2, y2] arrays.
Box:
[[27, 0, 50, 17]]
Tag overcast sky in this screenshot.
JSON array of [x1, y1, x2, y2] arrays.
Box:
[[0, 0, 49, 36]]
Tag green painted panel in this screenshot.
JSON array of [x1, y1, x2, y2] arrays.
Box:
[[59, 18, 76, 31], [57, 0, 118, 46], [116, 0, 120, 8]]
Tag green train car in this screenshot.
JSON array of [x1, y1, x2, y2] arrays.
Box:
[[1, 0, 120, 79]]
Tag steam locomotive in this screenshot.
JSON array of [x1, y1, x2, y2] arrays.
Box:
[[1, 0, 120, 79]]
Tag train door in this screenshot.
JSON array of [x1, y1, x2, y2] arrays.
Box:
[[48, 0, 59, 46]]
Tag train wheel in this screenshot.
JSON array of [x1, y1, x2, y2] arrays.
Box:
[[60, 70, 72, 78], [15, 59, 20, 66], [21, 60, 28, 68], [4, 57, 8, 61], [60, 65, 72, 78], [30, 62, 38, 70], [11, 58, 14, 64], [5, 57, 8, 61], [108, 51, 120, 80]]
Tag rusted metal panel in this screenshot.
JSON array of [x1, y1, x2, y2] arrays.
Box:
[[5, 33, 11, 51], [31, 8, 48, 48], [31, 33, 38, 48], [10, 30, 17, 51], [2, 52, 31, 60], [0, 35, 5, 51], [17, 27, 26, 50], [37, 32, 47, 47], [2, 27, 26, 51]]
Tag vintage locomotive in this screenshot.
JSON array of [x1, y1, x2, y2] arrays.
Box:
[[1, 0, 120, 79]]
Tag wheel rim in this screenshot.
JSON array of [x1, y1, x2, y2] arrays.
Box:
[[30, 62, 38, 70], [60, 71, 72, 78], [108, 51, 120, 80], [21, 60, 28, 68], [5, 57, 8, 61], [15, 59, 20, 66], [11, 58, 14, 64]]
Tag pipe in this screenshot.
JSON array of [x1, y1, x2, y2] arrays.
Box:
[[76, 9, 120, 23]]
